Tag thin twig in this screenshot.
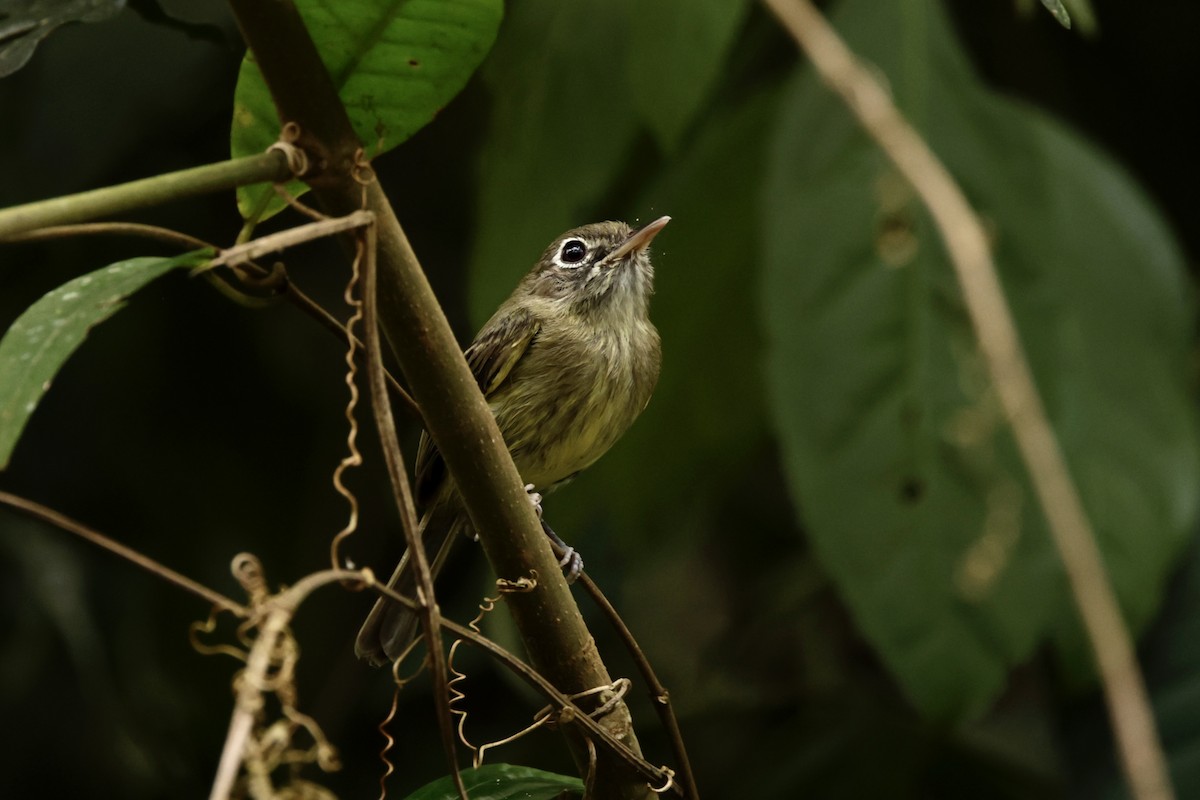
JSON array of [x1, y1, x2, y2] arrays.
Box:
[[576, 572, 697, 800], [0, 219, 421, 418], [0, 221, 212, 250], [228, 0, 652, 792], [201, 210, 375, 271], [0, 491, 245, 615], [359, 208, 467, 800], [761, 2, 1173, 799], [366, 579, 679, 793]]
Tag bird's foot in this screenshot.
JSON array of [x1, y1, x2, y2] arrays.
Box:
[[540, 519, 584, 584], [524, 483, 544, 519]]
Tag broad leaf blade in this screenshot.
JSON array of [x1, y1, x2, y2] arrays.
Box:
[[762, 0, 1198, 719], [231, 0, 502, 221], [0, 0, 124, 78], [0, 251, 211, 469], [624, 0, 749, 152], [402, 764, 582, 800]]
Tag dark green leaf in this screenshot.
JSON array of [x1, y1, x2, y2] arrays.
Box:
[[1062, 535, 1200, 799], [624, 0, 749, 152], [467, 0, 639, 324], [0, 0, 124, 78], [1039, 0, 1072, 29], [231, 0, 502, 220], [0, 251, 211, 469], [402, 764, 582, 800], [762, 0, 1198, 719]]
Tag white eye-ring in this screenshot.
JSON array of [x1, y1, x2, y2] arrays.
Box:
[[556, 238, 589, 267]]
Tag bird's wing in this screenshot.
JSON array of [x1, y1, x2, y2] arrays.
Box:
[[413, 307, 541, 510]]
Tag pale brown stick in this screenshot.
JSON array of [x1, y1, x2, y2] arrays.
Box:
[[760, 2, 1173, 798]]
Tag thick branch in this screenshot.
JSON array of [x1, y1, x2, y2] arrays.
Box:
[[0, 152, 291, 239], [224, 1, 650, 796], [761, 2, 1173, 799]]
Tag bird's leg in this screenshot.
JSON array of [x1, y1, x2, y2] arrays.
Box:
[[525, 484, 584, 583]]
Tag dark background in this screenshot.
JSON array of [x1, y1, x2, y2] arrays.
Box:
[[1, 0, 1197, 797]]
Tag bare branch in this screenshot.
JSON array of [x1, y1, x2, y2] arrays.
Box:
[[225, 0, 652, 794], [761, 2, 1173, 798], [0, 491, 245, 615]]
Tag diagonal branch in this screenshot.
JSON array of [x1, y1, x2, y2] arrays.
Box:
[[761, 2, 1173, 799], [223, 1, 653, 796]]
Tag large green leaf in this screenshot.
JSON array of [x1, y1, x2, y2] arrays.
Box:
[[468, 0, 639, 323], [624, 0, 749, 152], [0, 251, 212, 469], [231, 0, 502, 220], [1062, 535, 1200, 799], [402, 764, 582, 800], [762, 0, 1198, 719]]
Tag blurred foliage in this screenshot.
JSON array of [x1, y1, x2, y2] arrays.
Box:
[[764, 0, 1197, 720], [401, 764, 582, 800], [2, 0, 1199, 798]]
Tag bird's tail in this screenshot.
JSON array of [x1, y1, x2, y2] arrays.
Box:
[[355, 504, 464, 666]]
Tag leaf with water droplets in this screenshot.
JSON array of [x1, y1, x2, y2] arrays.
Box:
[[1039, 0, 1072, 28], [0, 250, 211, 469]]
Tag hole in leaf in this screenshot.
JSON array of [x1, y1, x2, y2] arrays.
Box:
[[899, 477, 924, 504]]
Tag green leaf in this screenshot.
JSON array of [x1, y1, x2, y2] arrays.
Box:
[[0, 0, 124, 78], [468, 0, 639, 324], [1038, 0, 1072, 28], [1062, 536, 1200, 799], [231, 0, 502, 221], [624, 0, 749, 152], [762, 0, 1198, 720], [0, 251, 211, 469], [402, 764, 582, 800]]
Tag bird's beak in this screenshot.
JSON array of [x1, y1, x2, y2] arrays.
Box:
[[606, 215, 670, 263]]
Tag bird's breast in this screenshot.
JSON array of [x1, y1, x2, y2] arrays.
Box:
[[490, 316, 661, 492]]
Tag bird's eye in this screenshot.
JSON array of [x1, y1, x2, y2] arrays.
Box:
[[560, 239, 588, 265]]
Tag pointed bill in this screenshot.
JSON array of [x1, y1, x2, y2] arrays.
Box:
[[607, 215, 671, 262]]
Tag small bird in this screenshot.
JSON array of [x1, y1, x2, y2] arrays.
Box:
[[356, 216, 669, 665]]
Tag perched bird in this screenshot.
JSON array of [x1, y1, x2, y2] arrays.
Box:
[[356, 216, 670, 665]]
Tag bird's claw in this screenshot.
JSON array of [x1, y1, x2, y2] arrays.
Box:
[[558, 547, 584, 584], [524, 483, 544, 519]]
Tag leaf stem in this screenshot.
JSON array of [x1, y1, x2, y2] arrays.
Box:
[[0, 152, 293, 239]]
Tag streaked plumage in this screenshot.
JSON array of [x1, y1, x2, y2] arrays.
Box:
[[356, 218, 668, 665]]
